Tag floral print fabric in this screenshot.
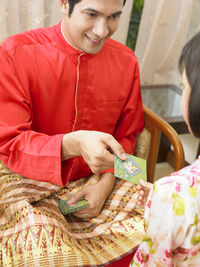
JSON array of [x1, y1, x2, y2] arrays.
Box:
[[131, 157, 200, 267]]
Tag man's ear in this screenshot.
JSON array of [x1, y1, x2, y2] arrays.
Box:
[[60, 0, 68, 14]]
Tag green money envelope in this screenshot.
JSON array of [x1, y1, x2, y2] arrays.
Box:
[[58, 198, 88, 215], [114, 153, 147, 184]]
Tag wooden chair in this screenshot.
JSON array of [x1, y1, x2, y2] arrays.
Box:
[[135, 104, 185, 183]]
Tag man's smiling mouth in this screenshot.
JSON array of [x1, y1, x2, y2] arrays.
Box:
[[85, 35, 103, 45]]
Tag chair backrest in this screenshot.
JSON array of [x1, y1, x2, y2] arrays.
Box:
[[135, 104, 185, 183]]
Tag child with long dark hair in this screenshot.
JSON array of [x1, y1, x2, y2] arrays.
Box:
[[132, 32, 200, 266]]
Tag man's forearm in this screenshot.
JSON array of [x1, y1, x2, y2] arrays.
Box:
[[99, 172, 116, 197]]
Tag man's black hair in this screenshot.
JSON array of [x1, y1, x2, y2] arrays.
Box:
[[68, 0, 127, 17], [179, 32, 200, 138]]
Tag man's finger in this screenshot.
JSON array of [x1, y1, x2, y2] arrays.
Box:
[[67, 188, 86, 205], [105, 137, 127, 161]]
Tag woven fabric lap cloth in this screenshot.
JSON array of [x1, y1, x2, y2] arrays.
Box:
[[0, 162, 144, 267]]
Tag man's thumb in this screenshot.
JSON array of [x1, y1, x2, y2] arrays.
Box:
[[67, 189, 85, 205], [107, 138, 127, 161]]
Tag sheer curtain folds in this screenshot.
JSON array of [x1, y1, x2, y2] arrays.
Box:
[[0, 0, 62, 41], [134, 0, 195, 86], [1, 0, 199, 87], [0, 0, 134, 44]]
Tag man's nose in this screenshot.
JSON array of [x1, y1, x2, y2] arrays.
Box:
[[92, 18, 109, 39]]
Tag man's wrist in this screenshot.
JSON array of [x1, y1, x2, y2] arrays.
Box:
[[61, 132, 80, 161], [100, 172, 116, 195]]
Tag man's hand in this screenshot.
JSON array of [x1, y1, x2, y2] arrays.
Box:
[[67, 173, 115, 218], [62, 130, 127, 174]]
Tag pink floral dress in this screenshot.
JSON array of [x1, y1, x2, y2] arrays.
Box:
[[131, 157, 200, 267]]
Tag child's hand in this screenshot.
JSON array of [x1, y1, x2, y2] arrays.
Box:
[[136, 180, 153, 207]]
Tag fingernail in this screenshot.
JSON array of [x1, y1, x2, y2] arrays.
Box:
[[121, 153, 127, 160]]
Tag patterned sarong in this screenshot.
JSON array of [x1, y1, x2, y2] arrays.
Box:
[[0, 162, 144, 267]]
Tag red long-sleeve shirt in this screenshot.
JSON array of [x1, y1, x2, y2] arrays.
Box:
[[0, 22, 144, 186]]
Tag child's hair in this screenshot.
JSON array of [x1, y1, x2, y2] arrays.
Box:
[[179, 32, 200, 138], [68, 0, 127, 17]]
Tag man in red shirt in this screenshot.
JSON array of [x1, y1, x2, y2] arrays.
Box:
[[0, 0, 144, 266]]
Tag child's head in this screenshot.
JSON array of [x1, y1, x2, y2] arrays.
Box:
[[179, 32, 200, 137]]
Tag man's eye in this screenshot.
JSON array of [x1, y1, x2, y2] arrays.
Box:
[[86, 13, 97, 18], [110, 14, 120, 19]]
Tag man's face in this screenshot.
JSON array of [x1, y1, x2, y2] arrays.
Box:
[[61, 0, 123, 54]]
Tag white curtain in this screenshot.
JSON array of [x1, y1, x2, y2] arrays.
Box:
[[0, 0, 133, 44], [134, 0, 200, 86], [112, 0, 134, 44], [1, 0, 200, 87], [0, 0, 62, 41]]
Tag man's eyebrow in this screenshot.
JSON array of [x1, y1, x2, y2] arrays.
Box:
[[111, 11, 123, 16], [82, 8, 99, 13], [82, 8, 122, 16]]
